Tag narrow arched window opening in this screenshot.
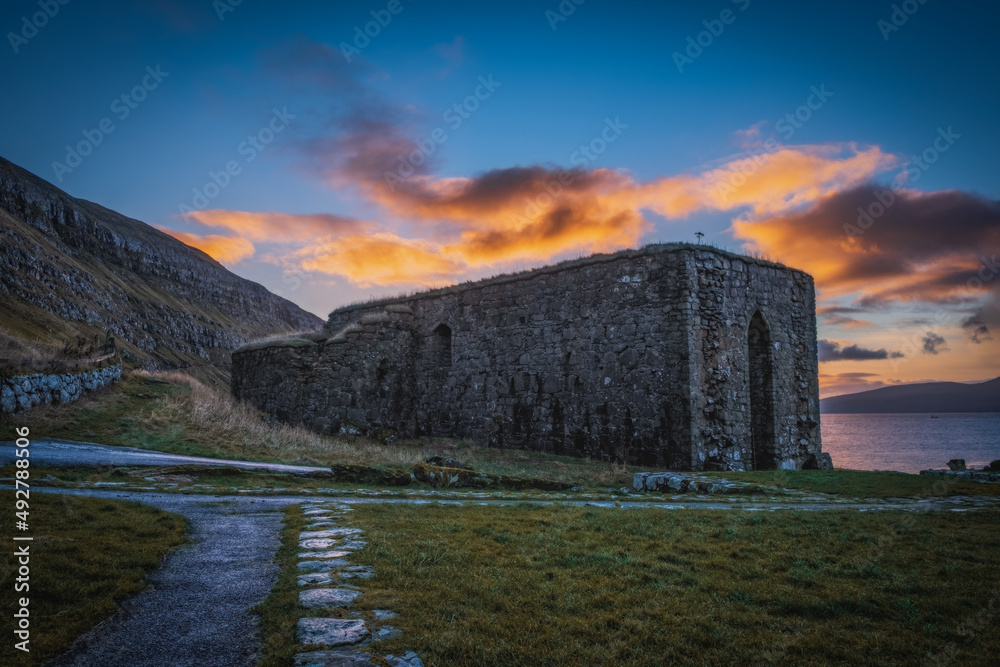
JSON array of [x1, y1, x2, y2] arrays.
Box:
[[433, 323, 452, 369], [748, 311, 776, 470]]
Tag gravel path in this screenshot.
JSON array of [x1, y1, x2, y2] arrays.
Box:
[[0, 437, 329, 473], [42, 491, 298, 667]]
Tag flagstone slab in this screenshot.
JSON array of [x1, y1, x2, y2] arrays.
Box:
[[298, 558, 351, 572], [299, 587, 363, 609], [373, 610, 397, 622], [296, 618, 369, 647], [298, 550, 351, 560], [304, 509, 333, 516], [301, 528, 363, 539], [298, 572, 334, 586], [385, 651, 424, 667], [294, 650, 374, 666], [301, 538, 340, 550]]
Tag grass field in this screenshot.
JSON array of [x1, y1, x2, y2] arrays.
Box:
[[254, 504, 308, 667], [704, 468, 1000, 498], [0, 492, 186, 665], [337, 504, 1000, 666]]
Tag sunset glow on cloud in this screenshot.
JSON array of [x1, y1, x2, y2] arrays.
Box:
[[124, 25, 998, 396], [163, 142, 900, 288], [732, 186, 1000, 328], [296, 233, 466, 288], [161, 229, 256, 265]]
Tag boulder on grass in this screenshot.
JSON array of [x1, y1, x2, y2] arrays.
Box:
[[329, 464, 410, 486], [947, 459, 966, 471], [412, 463, 573, 491]]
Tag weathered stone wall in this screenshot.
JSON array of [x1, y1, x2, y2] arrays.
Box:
[[1, 364, 122, 413], [233, 245, 829, 471], [687, 255, 823, 471]]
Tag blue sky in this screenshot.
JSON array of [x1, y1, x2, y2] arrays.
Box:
[[2, 0, 999, 395]]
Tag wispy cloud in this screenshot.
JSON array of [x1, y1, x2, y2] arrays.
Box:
[[818, 339, 904, 362], [161, 229, 255, 265]]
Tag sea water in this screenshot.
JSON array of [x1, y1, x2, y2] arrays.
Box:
[[820, 413, 1000, 473]]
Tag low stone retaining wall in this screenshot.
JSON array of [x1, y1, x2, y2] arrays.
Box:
[[919, 469, 1000, 484], [633, 471, 757, 495], [1, 365, 122, 414]]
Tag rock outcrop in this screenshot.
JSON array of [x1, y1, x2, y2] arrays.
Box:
[[0, 156, 322, 384]]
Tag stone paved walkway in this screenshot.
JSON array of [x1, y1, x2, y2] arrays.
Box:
[[291, 501, 424, 667]]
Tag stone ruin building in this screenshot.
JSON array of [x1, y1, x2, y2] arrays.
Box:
[[233, 244, 831, 471]]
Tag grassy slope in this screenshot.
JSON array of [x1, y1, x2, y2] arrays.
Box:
[[346, 504, 1000, 666], [14, 371, 643, 489], [0, 492, 186, 665], [13, 370, 1000, 498]]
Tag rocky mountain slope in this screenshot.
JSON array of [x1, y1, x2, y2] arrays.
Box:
[[821, 377, 1000, 413], [0, 156, 322, 385]]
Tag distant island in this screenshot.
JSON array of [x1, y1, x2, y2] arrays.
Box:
[[821, 377, 1000, 414]]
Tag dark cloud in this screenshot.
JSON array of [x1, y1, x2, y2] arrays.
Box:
[[970, 325, 992, 343], [735, 184, 1000, 325], [962, 299, 999, 343], [921, 332, 948, 355], [818, 339, 904, 362]]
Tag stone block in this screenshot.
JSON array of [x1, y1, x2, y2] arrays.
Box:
[[299, 588, 363, 609], [385, 652, 425, 667], [298, 559, 351, 572], [296, 618, 368, 646]]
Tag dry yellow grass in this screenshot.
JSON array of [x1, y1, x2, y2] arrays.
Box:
[[0, 325, 59, 364], [19, 370, 641, 487]]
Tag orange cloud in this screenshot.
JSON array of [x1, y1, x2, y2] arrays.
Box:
[[250, 38, 904, 288], [182, 143, 899, 287], [186, 210, 365, 242], [296, 233, 465, 287], [735, 185, 1000, 348], [652, 143, 897, 216], [161, 229, 255, 265], [346, 145, 893, 229]]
